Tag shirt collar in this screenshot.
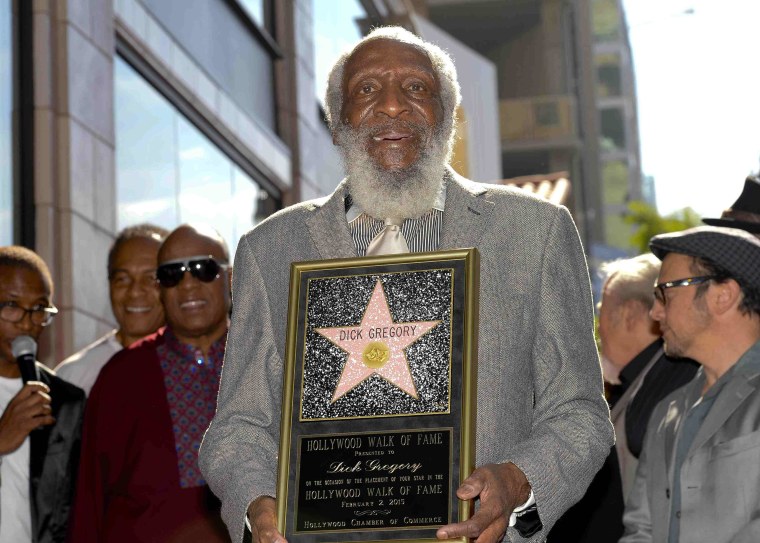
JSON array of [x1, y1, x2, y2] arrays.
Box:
[[345, 178, 447, 223], [163, 326, 227, 364]]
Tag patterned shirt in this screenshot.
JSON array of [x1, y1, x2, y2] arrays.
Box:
[[157, 327, 227, 488]]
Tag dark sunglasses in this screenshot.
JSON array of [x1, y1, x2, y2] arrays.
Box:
[[156, 255, 229, 288]]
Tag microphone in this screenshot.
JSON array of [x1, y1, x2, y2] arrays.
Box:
[[11, 335, 40, 384]]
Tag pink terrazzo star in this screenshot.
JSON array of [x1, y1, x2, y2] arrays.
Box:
[[315, 280, 440, 403]]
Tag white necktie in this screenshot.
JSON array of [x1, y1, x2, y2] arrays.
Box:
[[366, 218, 409, 256]]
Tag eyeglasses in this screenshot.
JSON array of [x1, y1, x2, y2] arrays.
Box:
[[156, 255, 229, 288], [653, 275, 716, 305], [0, 301, 59, 326]]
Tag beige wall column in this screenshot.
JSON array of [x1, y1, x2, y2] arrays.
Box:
[[33, 0, 117, 366]]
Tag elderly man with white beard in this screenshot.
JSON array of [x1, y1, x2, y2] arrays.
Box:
[[199, 26, 612, 543]]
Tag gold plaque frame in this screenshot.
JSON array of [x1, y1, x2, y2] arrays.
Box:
[[277, 249, 479, 543]]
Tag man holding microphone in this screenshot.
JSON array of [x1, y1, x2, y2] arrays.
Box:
[[0, 246, 85, 543]]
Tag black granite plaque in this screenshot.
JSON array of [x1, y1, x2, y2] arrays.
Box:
[[296, 429, 452, 533]]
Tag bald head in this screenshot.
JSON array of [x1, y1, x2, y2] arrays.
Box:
[[158, 224, 229, 266]]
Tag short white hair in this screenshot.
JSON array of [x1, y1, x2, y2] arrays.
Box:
[[601, 253, 661, 307], [324, 26, 461, 140]]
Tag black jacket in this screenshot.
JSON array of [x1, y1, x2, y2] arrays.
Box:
[[30, 364, 85, 543]]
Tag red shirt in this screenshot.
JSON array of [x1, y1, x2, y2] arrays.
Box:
[[67, 328, 230, 542]]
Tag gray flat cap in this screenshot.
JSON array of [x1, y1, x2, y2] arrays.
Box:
[[650, 225, 760, 290]]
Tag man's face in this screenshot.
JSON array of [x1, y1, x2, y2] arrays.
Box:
[[158, 230, 230, 344], [0, 266, 51, 371], [341, 39, 443, 171], [650, 253, 712, 359], [109, 237, 164, 345]]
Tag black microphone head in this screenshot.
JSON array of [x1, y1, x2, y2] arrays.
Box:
[[12, 335, 37, 359], [12, 335, 39, 384]]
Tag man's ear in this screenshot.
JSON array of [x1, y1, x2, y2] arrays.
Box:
[[623, 299, 648, 330], [711, 279, 742, 316]]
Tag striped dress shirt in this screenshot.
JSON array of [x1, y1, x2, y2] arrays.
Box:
[[345, 184, 445, 256]]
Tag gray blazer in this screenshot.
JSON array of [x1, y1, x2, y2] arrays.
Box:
[[199, 171, 613, 542], [621, 340, 760, 543]]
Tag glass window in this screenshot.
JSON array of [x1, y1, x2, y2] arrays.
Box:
[[592, 0, 621, 42], [141, 0, 276, 130], [600, 107, 626, 151], [596, 53, 622, 97], [0, 0, 12, 245], [238, 0, 265, 29], [115, 57, 275, 255], [313, 0, 366, 104]]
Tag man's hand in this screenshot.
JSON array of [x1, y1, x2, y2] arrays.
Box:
[[248, 496, 288, 543], [437, 462, 531, 543], [0, 382, 55, 454]]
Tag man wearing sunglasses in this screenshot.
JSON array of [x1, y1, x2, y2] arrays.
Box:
[[55, 223, 168, 395], [69, 225, 232, 542], [0, 246, 85, 543], [622, 226, 760, 542]]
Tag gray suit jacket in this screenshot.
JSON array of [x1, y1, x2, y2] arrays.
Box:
[[621, 340, 760, 543], [199, 171, 613, 542]]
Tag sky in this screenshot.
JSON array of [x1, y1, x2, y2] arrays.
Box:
[[622, 0, 760, 217]]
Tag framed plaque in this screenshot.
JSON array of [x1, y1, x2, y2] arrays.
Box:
[[277, 249, 479, 543]]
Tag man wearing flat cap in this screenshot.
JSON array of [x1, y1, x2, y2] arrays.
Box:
[[621, 226, 760, 542]]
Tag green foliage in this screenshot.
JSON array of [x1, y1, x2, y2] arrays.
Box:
[[624, 201, 702, 253]]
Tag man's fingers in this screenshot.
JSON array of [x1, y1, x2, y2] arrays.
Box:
[[437, 505, 498, 540], [455, 472, 486, 500]]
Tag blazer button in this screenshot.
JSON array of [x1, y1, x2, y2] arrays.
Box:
[[676, 511, 681, 518], [666, 488, 670, 499]]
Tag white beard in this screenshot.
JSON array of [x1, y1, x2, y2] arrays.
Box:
[[335, 122, 449, 220]]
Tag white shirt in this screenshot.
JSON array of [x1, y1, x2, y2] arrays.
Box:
[[0, 376, 32, 542], [55, 330, 122, 395]]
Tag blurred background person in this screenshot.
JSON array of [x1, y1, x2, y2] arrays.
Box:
[[0, 246, 85, 543], [702, 175, 760, 237], [68, 224, 231, 543], [622, 226, 760, 542], [598, 253, 697, 497], [55, 224, 168, 395]]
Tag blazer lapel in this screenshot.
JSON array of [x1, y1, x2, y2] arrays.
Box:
[[688, 370, 760, 456], [440, 171, 494, 250], [305, 179, 358, 260], [660, 373, 703, 477]]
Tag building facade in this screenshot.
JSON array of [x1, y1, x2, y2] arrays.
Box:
[[4, 0, 344, 365]]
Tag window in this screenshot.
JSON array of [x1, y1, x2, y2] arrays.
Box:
[[140, 0, 277, 131], [115, 57, 275, 255], [596, 53, 622, 97], [0, 0, 12, 245], [600, 107, 626, 151], [592, 0, 621, 43], [237, 0, 265, 29]]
